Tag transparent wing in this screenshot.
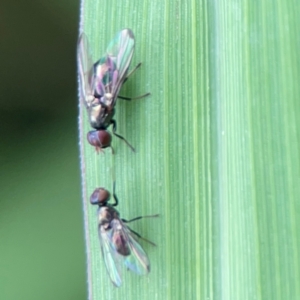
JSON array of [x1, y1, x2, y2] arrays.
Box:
[[77, 33, 94, 107], [98, 223, 123, 287], [122, 225, 151, 275], [98, 217, 150, 286], [106, 29, 135, 91], [93, 29, 135, 104]]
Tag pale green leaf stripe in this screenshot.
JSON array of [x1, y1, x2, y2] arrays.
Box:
[[79, 0, 300, 299]]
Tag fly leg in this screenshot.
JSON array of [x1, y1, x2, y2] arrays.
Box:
[[122, 214, 159, 246], [122, 214, 159, 223], [123, 62, 142, 82], [118, 62, 151, 100], [118, 93, 150, 101], [111, 119, 135, 152], [128, 227, 157, 247]]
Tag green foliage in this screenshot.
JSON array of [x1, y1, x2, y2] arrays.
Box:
[[80, 0, 300, 299]]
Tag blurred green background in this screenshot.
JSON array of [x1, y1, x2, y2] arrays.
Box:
[[0, 0, 86, 299]]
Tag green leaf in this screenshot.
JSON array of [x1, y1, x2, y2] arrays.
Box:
[[79, 0, 300, 299]]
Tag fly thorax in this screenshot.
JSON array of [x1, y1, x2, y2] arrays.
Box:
[[85, 95, 95, 108], [101, 93, 113, 107], [98, 207, 113, 227], [112, 207, 120, 219], [88, 104, 105, 129]]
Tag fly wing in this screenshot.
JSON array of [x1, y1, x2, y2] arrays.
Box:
[[98, 215, 150, 286], [93, 29, 135, 105], [77, 33, 94, 108], [98, 222, 123, 287], [107, 29, 135, 95], [122, 224, 151, 275]]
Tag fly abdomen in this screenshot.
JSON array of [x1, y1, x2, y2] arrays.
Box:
[[113, 231, 130, 256]]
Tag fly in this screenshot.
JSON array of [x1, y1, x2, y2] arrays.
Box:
[[78, 29, 150, 153], [90, 182, 158, 287]]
